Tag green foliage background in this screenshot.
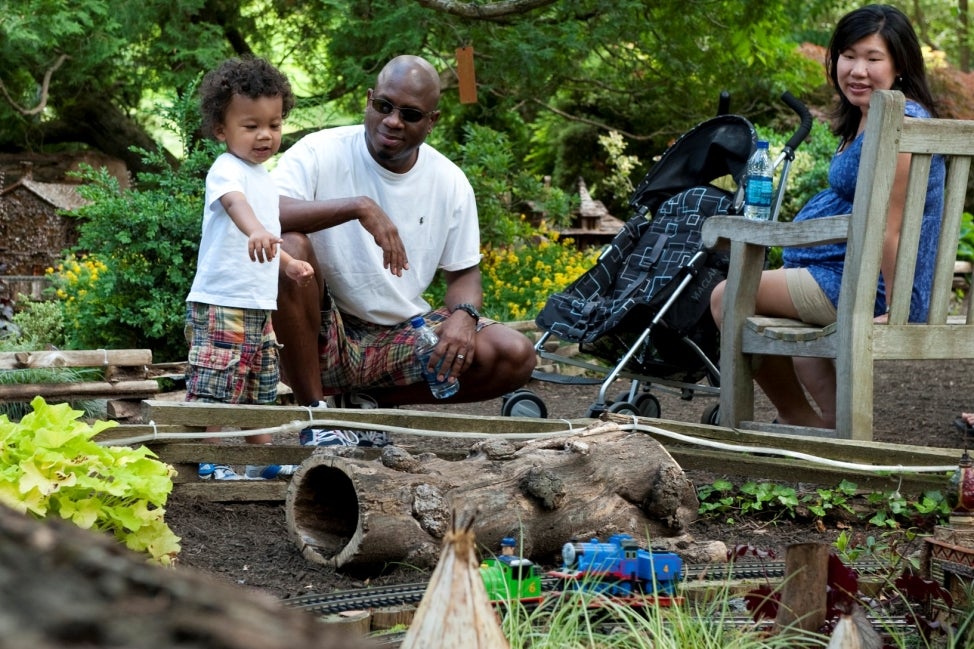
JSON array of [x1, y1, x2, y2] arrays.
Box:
[[3, 0, 973, 358]]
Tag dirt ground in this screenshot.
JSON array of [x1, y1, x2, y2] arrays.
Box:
[[165, 358, 974, 601]]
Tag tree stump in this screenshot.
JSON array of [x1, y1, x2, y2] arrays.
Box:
[[285, 420, 700, 572]]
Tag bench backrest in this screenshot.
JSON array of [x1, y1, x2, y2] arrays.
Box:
[[837, 89, 974, 435]]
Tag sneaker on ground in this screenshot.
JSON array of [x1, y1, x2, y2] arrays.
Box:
[[198, 463, 244, 480], [245, 464, 298, 479], [357, 430, 392, 447], [299, 428, 361, 447]]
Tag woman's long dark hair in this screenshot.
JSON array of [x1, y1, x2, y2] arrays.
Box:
[[825, 4, 937, 143]]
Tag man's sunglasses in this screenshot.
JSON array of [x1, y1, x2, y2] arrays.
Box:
[[369, 97, 435, 123]]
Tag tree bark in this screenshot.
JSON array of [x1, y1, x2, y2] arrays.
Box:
[[286, 420, 700, 573], [773, 542, 830, 636], [0, 505, 376, 649]]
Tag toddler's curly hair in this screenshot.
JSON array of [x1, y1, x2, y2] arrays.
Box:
[[199, 57, 295, 138]]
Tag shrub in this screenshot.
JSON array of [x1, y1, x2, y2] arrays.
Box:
[[10, 294, 66, 348], [457, 123, 577, 248], [56, 85, 217, 362]]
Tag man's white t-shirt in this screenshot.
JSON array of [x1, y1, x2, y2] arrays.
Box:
[[187, 152, 281, 310], [271, 125, 480, 326]]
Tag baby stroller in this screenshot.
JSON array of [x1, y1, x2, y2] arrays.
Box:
[[504, 92, 812, 422]]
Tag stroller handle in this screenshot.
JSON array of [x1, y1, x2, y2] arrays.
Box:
[[780, 91, 813, 153]]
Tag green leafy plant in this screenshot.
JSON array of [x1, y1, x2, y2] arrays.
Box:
[[0, 396, 180, 565], [457, 123, 577, 248], [697, 478, 951, 532], [696, 478, 799, 523], [957, 211, 974, 264], [10, 293, 66, 348], [803, 478, 857, 519]]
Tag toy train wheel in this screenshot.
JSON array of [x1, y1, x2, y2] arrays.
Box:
[[701, 403, 720, 425], [634, 393, 661, 418], [500, 389, 548, 418]]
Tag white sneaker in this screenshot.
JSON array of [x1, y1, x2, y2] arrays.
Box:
[[198, 463, 244, 480], [245, 464, 298, 479], [299, 428, 361, 447]]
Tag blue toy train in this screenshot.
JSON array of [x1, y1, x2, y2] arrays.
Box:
[[480, 533, 683, 605], [550, 533, 683, 597]]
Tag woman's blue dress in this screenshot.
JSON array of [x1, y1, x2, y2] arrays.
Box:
[[781, 100, 945, 322]]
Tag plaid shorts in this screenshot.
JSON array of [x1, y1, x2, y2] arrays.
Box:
[[184, 302, 281, 405], [319, 307, 493, 394]]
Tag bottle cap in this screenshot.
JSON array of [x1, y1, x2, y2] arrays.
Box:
[[757, 140, 769, 149], [410, 316, 425, 328]]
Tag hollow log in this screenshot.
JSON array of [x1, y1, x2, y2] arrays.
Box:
[[285, 420, 700, 573]]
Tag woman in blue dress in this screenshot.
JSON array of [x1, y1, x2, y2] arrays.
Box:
[[709, 4, 944, 429]]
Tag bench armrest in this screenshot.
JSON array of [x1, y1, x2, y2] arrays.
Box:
[[702, 214, 851, 250]]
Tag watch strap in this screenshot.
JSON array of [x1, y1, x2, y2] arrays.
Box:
[[451, 303, 480, 321]]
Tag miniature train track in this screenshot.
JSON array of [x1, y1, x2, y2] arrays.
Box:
[[283, 560, 891, 615]]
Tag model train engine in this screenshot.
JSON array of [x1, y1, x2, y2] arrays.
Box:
[[549, 533, 682, 597], [479, 537, 544, 603]]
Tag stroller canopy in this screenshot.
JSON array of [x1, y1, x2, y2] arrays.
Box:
[[630, 115, 756, 216]]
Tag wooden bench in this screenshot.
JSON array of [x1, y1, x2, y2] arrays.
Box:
[[702, 89, 974, 440], [0, 348, 160, 419]]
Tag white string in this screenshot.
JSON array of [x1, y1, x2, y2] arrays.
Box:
[[149, 419, 158, 441], [101, 407, 960, 476], [621, 421, 958, 474], [98, 348, 109, 365]]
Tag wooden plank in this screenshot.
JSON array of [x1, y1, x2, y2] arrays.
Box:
[[606, 413, 963, 468], [0, 349, 152, 369], [95, 424, 203, 444], [140, 400, 587, 434], [0, 380, 159, 402], [174, 480, 287, 502], [152, 443, 321, 469], [666, 446, 946, 493]]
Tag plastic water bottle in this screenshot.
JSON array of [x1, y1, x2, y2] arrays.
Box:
[[411, 316, 460, 399], [743, 140, 774, 220]]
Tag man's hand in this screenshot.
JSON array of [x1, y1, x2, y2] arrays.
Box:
[[430, 310, 477, 381], [358, 197, 409, 276]]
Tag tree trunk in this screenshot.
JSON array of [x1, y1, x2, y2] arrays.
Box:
[[40, 97, 177, 176], [0, 505, 376, 649], [286, 420, 700, 573]]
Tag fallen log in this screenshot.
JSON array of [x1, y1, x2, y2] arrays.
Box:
[[286, 420, 701, 573], [0, 504, 376, 649]]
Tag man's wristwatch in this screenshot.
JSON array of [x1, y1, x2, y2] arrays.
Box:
[[451, 303, 481, 323]]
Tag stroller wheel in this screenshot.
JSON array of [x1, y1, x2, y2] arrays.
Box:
[[607, 401, 639, 416], [500, 389, 548, 418], [634, 393, 661, 418], [701, 403, 720, 426], [586, 402, 607, 418]]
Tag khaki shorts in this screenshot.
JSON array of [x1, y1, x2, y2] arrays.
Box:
[[784, 268, 836, 326]]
